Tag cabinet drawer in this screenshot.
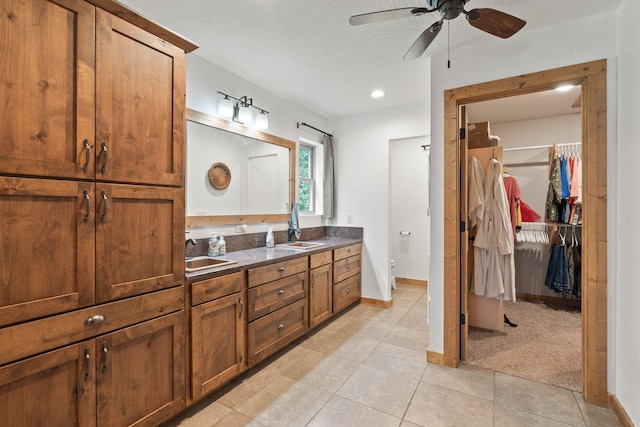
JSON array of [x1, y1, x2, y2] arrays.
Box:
[[192, 271, 246, 306], [248, 272, 307, 322], [333, 254, 361, 283], [248, 256, 308, 288], [310, 250, 332, 269], [248, 299, 308, 365], [0, 287, 184, 367], [333, 275, 361, 313], [334, 243, 362, 262]]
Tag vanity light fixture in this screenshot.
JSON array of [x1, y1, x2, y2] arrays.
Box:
[[217, 91, 269, 129]]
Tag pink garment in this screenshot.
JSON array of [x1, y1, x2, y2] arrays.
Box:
[[502, 175, 521, 238]]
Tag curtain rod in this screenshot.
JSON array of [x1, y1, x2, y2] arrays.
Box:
[[297, 122, 333, 138]]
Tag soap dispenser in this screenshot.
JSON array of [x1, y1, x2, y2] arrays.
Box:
[[266, 227, 274, 248], [218, 233, 226, 255], [208, 232, 219, 257]]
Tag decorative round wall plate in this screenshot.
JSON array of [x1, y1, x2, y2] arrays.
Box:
[[208, 162, 231, 190]]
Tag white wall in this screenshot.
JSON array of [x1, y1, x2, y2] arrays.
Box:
[[186, 54, 328, 238], [390, 137, 431, 282], [615, 0, 640, 423], [330, 103, 430, 302], [428, 11, 619, 392]]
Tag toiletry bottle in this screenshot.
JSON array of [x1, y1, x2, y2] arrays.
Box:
[[218, 233, 226, 255], [266, 227, 274, 248], [208, 232, 219, 256]]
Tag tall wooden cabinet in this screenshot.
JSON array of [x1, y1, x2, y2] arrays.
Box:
[[0, 0, 197, 424]]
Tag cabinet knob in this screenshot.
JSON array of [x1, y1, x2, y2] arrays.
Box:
[[346, 264, 351, 269], [278, 289, 285, 295], [346, 289, 351, 293], [85, 314, 106, 325], [278, 324, 285, 330], [278, 266, 285, 272]]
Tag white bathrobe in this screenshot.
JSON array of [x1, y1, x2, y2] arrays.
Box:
[[473, 159, 516, 301]]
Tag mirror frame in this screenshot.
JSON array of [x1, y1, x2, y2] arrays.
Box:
[[185, 108, 296, 227]]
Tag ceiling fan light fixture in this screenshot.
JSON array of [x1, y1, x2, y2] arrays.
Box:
[[370, 89, 385, 98], [555, 85, 575, 92]]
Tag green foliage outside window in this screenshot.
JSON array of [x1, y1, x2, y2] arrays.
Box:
[[299, 145, 312, 212]]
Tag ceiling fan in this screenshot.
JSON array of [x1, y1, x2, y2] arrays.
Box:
[[349, 0, 526, 61]]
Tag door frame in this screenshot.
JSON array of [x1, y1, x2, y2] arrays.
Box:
[[441, 59, 608, 406]]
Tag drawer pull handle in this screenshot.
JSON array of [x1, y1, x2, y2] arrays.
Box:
[[85, 314, 106, 325], [278, 289, 285, 295], [100, 141, 108, 174], [101, 190, 109, 223], [278, 324, 285, 330], [82, 139, 91, 173], [239, 298, 243, 318], [83, 189, 91, 223], [278, 266, 285, 272]]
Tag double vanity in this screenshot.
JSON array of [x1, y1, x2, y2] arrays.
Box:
[[185, 237, 362, 404]]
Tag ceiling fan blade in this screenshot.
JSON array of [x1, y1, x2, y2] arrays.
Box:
[[403, 20, 443, 61], [349, 7, 431, 26], [466, 8, 526, 39]]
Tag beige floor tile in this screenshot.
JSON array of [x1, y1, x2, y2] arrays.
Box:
[[494, 404, 579, 427], [214, 410, 266, 427], [422, 363, 494, 401], [494, 373, 584, 426], [383, 325, 429, 352], [396, 311, 429, 332], [390, 289, 423, 303], [336, 364, 418, 418], [364, 342, 428, 380], [407, 301, 428, 317], [573, 392, 621, 427], [388, 297, 417, 311], [236, 376, 332, 426], [216, 367, 280, 409], [357, 307, 409, 325], [394, 283, 427, 293], [308, 395, 402, 427], [296, 325, 339, 350], [322, 310, 360, 332], [335, 316, 395, 339], [163, 400, 232, 426], [281, 350, 359, 393], [316, 331, 381, 363], [404, 382, 493, 427], [261, 345, 313, 374], [400, 421, 422, 427]]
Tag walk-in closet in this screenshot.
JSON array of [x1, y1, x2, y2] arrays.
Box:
[[462, 87, 583, 391]]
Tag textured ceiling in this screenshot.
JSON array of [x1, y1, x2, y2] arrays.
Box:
[[118, 0, 621, 119]]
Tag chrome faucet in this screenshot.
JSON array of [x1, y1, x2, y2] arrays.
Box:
[[287, 223, 295, 242]]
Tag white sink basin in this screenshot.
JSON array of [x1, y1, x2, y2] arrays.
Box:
[[185, 256, 237, 272], [277, 241, 326, 251]]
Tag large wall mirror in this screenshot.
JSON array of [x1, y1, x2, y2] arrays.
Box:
[[186, 109, 296, 227]]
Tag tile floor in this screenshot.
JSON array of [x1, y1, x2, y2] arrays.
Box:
[[164, 283, 620, 427]]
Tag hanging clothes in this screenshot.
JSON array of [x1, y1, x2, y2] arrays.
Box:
[[502, 174, 521, 238], [546, 156, 562, 222], [473, 158, 516, 302], [468, 156, 486, 232]]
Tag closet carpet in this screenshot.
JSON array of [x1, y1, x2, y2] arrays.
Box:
[[463, 300, 582, 391]]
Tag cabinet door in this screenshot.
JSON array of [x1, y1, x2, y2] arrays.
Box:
[[95, 183, 184, 303], [310, 264, 332, 327], [0, 0, 95, 180], [96, 311, 185, 427], [0, 342, 96, 426], [191, 292, 246, 400], [95, 9, 185, 187], [0, 177, 95, 327]]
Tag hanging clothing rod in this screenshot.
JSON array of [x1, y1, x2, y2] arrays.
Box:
[[504, 142, 581, 152], [296, 122, 333, 138]]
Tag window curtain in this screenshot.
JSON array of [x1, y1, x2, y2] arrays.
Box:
[[323, 134, 335, 219]]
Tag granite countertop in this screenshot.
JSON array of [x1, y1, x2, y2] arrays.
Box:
[[185, 237, 362, 282]]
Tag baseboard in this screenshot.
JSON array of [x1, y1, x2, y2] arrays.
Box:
[[516, 292, 581, 308], [360, 297, 393, 308], [426, 350, 444, 364], [610, 394, 635, 427], [395, 277, 428, 287]]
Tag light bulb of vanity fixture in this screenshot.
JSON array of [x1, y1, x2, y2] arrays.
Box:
[[238, 104, 253, 124], [218, 95, 234, 118], [255, 110, 269, 130]]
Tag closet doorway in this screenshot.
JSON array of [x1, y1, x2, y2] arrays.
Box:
[[439, 60, 608, 407]]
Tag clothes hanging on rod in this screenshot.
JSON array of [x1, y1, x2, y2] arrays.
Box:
[[545, 225, 582, 298]]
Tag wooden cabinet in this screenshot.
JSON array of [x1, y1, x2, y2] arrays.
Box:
[[247, 258, 309, 365], [309, 251, 333, 327], [333, 243, 362, 313], [0, 0, 193, 424], [0, 311, 185, 427], [190, 272, 246, 400]]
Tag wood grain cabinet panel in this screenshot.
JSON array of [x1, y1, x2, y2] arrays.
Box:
[[333, 274, 361, 313], [248, 257, 308, 287], [247, 272, 307, 322], [333, 254, 361, 284], [334, 243, 362, 262], [310, 263, 332, 328], [0, 0, 96, 180]]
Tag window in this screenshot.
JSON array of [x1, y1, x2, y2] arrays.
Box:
[[298, 143, 315, 213]]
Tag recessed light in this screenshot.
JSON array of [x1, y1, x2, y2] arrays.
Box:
[[555, 85, 575, 92], [370, 89, 385, 98]]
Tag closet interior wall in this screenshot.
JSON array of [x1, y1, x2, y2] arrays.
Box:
[[493, 114, 581, 301]]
